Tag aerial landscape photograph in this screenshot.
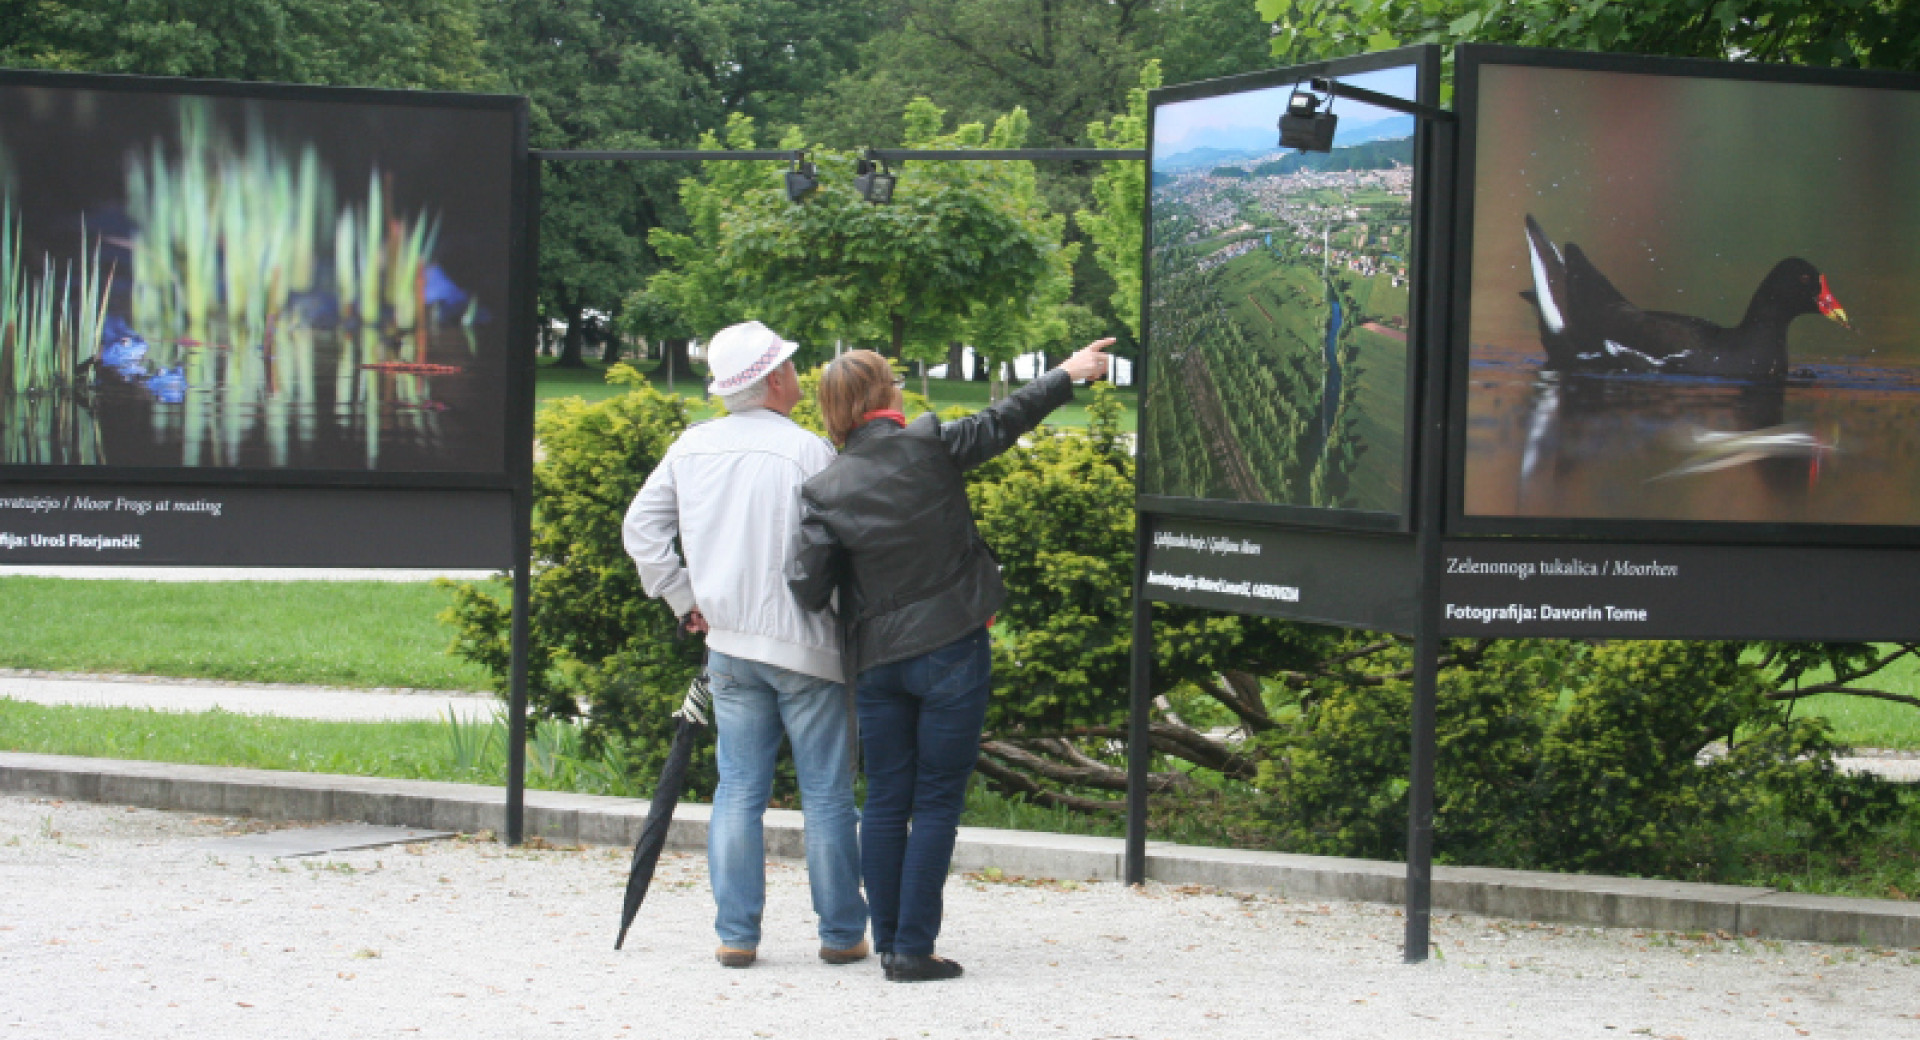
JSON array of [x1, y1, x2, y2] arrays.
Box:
[[1141, 63, 1419, 515]]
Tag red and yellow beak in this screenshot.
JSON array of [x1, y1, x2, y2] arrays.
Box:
[[1817, 274, 1852, 330]]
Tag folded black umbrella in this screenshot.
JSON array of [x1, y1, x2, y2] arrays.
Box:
[[614, 669, 713, 951]]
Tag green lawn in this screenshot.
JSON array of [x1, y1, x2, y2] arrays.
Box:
[[4, 571, 1918, 753], [0, 577, 496, 690], [1342, 325, 1408, 510], [0, 698, 1133, 837], [0, 699, 479, 780], [5, 696, 1915, 901]]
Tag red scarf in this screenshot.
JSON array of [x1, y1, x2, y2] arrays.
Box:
[[861, 408, 907, 429]]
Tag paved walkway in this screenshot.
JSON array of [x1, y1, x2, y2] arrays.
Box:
[[0, 671, 494, 723], [8, 796, 1914, 1040]]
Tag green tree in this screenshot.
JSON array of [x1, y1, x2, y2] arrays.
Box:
[[1074, 60, 1160, 340], [803, 0, 1273, 150], [0, 0, 491, 89], [482, 0, 881, 367], [647, 99, 1074, 376], [1256, 0, 1920, 70]]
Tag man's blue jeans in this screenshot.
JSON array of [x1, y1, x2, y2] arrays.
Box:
[[855, 626, 993, 957], [706, 650, 866, 951]]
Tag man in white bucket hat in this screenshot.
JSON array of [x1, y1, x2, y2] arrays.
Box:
[[624, 320, 867, 968]]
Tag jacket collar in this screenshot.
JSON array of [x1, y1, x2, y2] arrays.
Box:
[[844, 415, 905, 450]]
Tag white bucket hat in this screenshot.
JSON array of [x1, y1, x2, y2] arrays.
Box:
[[705, 321, 799, 397]]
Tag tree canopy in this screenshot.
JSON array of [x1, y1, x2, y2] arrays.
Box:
[[647, 99, 1076, 377], [1258, 0, 1920, 71], [0, 0, 491, 88]]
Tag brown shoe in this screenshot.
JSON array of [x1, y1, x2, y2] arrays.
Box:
[[819, 938, 870, 965], [715, 945, 757, 968]]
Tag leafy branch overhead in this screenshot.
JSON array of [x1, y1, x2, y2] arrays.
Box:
[[1256, 0, 1920, 70], [646, 99, 1076, 373]]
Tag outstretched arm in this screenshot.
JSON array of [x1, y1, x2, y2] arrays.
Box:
[[940, 338, 1114, 470]]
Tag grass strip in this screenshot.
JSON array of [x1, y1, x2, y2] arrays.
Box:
[[5, 698, 1914, 903], [0, 700, 466, 779], [0, 578, 495, 691]]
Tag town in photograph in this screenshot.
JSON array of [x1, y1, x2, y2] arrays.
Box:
[[1141, 64, 1417, 514]]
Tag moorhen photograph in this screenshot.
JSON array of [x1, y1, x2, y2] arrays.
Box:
[[1520, 214, 1851, 380], [1461, 61, 1920, 529]]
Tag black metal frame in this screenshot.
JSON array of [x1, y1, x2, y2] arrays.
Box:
[[0, 67, 534, 494], [0, 65, 539, 839], [1126, 45, 1451, 964], [1446, 45, 1920, 548], [1136, 45, 1442, 535]]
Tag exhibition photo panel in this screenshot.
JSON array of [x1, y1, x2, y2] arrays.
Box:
[[0, 71, 522, 478], [1140, 50, 1434, 530], [1456, 48, 1920, 537]]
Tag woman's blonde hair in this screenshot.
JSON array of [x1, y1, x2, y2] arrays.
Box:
[[817, 350, 899, 445]]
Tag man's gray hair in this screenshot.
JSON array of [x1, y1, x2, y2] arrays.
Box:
[[721, 378, 770, 413]]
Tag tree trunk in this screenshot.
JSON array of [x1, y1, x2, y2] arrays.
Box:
[[945, 340, 966, 380], [660, 338, 692, 392], [554, 305, 587, 368], [889, 312, 905, 358], [599, 329, 622, 365], [919, 359, 929, 401]]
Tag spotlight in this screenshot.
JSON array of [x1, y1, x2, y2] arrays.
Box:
[[1278, 83, 1337, 153], [784, 154, 819, 202], [854, 155, 897, 204]]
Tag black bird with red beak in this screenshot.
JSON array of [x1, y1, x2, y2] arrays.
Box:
[[1520, 214, 1852, 380]]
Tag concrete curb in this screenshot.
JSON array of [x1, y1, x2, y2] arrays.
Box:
[[6, 750, 1917, 949]]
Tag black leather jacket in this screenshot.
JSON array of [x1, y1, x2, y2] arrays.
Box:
[[788, 369, 1076, 677]]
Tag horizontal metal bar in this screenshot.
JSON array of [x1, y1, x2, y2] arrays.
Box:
[[533, 147, 1148, 162], [1308, 79, 1456, 123], [532, 149, 799, 161], [867, 148, 1146, 161]]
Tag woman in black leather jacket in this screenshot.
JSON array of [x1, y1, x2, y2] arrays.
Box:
[[788, 340, 1112, 983]]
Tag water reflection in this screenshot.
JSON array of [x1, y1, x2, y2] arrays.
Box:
[[1466, 343, 1920, 526], [83, 324, 483, 471]]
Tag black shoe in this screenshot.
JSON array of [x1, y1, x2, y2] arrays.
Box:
[[879, 952, 896, 972], [885, 953, 963, 982]]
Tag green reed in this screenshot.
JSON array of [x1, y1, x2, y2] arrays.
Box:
[[332, 170, 442, 334], [0, 191, 115, 462], [7, 97, 458, 467], [126, 100, 334, 342]]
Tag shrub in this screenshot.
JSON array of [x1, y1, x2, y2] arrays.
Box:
[[441, 365, 706, 785], [443, 372, 1907, 890]]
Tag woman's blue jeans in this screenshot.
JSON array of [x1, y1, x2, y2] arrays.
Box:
[[855, 627, 993, 957], [707, 650, 867, 951]]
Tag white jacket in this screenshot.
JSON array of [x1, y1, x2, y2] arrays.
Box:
[[623, 407, 842, 682]]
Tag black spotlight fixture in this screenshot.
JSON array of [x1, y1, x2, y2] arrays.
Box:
[[784, 153, 819, 202], [854, 153, 897, 204], [1278, 82, 1337, 153]]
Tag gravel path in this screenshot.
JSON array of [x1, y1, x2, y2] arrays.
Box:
[[4, 797, 1917, 1039], [0, 672, 492, 723]]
